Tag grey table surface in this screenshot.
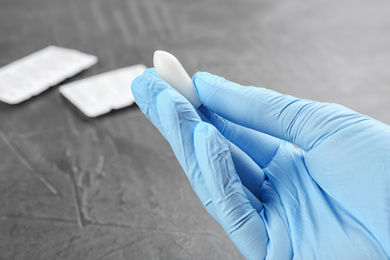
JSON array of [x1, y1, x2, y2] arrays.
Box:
[[0, 0, 389, 259]]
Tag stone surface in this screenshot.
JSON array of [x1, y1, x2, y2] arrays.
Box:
[[1, 0, 389, 259]]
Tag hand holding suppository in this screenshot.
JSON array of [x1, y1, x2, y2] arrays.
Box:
[[131, 51, 390, 260]]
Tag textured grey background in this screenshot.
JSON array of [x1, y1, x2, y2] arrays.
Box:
[[0, 0, 389, 259]]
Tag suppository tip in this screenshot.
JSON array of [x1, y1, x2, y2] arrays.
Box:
[[153, 50, 202, 108]]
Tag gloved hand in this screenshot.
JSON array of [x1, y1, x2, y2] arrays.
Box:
[[131, 68, 390, 260]]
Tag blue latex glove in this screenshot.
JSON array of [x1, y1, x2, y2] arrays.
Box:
[[132, 68, 390, 260]]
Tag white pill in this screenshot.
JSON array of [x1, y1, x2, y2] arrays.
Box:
[[153, 50, 202, 108]]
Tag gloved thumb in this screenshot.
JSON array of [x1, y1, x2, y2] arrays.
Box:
[[193, 72, 368, 151]]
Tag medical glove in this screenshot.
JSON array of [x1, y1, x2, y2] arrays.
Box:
[[131, 68, 390, 260]]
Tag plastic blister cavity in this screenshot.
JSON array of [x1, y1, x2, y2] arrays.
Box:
[[59, 64, 147, 117], [0, 46, 97, 104]]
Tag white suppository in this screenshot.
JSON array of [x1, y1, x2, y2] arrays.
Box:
[[153, 50, 202, 108]]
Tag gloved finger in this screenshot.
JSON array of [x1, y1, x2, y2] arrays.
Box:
[[142, 67, 159, 75], [156, 89, 218, 220], [156, 88, 266, 217], [199, 105, 282, 168], [133, 71, 264, 216], [193, 72, 367, 151], [200, 107, 267, 202], [242, 185, 263, 213], [194, 122, 268, 260], [132, 69, 218, 219], [161, 89, 267, 202], [228, 141, 265, 200], [131, 68, 174, 137]]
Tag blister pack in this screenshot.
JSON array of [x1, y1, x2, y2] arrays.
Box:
[[59, 64, 147, 117], [0, 46, 98, 104]]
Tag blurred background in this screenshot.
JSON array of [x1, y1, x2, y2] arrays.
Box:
[[0, 0, 389, 259]]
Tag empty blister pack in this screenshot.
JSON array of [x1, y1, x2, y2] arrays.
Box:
[[59, 64, 147, 117], [0, 46, 97, 104]]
